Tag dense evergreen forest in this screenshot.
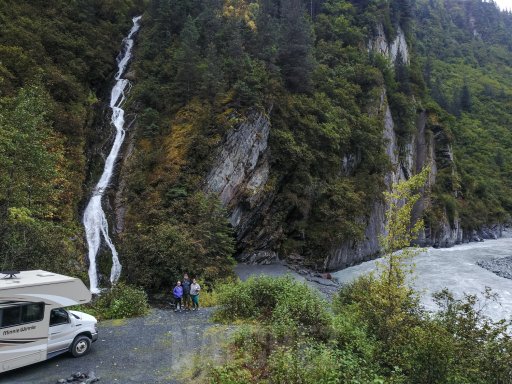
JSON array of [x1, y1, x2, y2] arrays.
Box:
[[416, 0, 512, 229], [0, 0, 144, 279], [1, 0, 512, 291]]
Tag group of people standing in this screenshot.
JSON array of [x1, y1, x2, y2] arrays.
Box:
[[172, 274, 201, 311]]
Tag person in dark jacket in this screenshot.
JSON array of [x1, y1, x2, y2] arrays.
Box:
[[182, 273, 192, 310], [173, 281, 183, 312]]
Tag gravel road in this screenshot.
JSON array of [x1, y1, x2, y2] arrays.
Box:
[[1, 262, 336, 384], [0, 307, 232, 384]]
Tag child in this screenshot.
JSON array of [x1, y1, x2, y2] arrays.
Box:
[[173, 281, 183, 312], [190, 278, 201, 311]]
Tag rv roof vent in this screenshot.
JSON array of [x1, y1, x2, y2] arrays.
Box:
[[36, 273, 55, 277], [1, 270, 20, 279]]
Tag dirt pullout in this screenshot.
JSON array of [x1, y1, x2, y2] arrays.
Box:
[[0, 308, 233, 384], [2, 264, 338, 384]]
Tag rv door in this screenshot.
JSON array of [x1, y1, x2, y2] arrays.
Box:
[[47, 308, 74, 357]]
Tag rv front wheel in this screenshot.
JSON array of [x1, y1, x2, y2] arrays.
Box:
[[71, 335, 91, 357]]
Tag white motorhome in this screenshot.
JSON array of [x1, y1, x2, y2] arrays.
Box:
[[0, 270, 98, 373]]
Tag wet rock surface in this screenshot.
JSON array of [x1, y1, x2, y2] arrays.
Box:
[[205, 111, 270, 207], [204, 111, 276, 253], [1, 308, 231, 384], [55, 370, 99, 383], [477, 256, 512, 280]]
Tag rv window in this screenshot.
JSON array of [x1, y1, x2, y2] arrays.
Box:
[[0, 302, 45, 328], [50, 308, 69, 326], [21, 302, 45, 323], [2, 306, 21, 327]]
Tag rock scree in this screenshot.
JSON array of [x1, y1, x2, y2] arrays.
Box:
[[477, 256, 512, 280], [55, 371, 99, 384]]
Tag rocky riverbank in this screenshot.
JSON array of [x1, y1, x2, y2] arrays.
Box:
[[477, 256, 512, 280]]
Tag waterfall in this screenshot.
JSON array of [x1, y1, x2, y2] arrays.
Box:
[[83, 16, 142, 294]]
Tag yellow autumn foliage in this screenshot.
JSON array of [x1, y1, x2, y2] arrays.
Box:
[[223, 0, 259, 31]]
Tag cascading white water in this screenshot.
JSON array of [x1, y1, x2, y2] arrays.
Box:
[[83, 16, 142, 294]]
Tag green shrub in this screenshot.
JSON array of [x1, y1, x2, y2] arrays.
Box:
[[209, 362, 252, 384], [91, 282, 150, 320], [211, 276, 512, 383], [189, 277, 237, 308], [214, 276, 331, 340], [332, 307, 379, 363], [214, 279, 258, 319], [196, 288, 219, 308], [267, 343, 341, 384], [268, 342, 384, 383]]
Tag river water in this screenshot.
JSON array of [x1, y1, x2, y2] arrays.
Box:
[[333, 235, 512, 322]]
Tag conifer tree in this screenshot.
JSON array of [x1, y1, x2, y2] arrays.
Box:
[[460, 81, 472, 112], [277, 0, 315, 93], [173, 15, 202, 103]]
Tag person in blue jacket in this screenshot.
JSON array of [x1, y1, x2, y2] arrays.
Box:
[[173, 281, 183, 312]]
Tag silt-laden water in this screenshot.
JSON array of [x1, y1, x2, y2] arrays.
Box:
[[333, 235, 512, 322]]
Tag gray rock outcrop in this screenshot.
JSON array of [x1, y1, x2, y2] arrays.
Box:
[[205, 111, 275, 260], [368, 24, 409, 64], [205, 111, 270, 209], [326, 85, 426, 270], [325, 201, 385, 270]]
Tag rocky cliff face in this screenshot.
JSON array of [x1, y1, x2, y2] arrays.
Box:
[[325, 25, 416, 270], [203, 23, 504, 271], [205, 112, 270, 211], [417, 116, 504, 247], [368, 24, 409, 64], [204, 111, 278, 263], [325, 23, 503, 270]]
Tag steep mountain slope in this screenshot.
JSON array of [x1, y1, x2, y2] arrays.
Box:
[[0, 1, 143, 274], [415, 0, 512, 240], [2, 0, 512, 292], [116, 0, 512, 290]]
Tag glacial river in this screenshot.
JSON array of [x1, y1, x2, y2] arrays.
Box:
[[333, 235, 512, 322]]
